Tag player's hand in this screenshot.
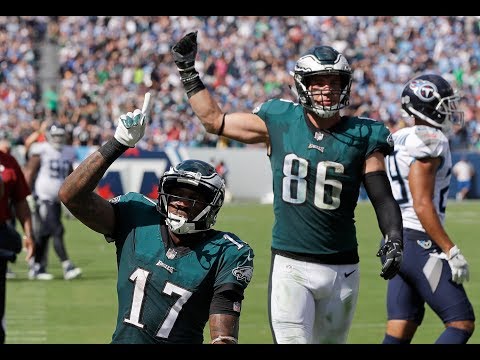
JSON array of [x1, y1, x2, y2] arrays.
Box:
[[171, 31, 198, 71], [23, 234, 35, 261], [430, 245, 469, 284], [377, 235, 403, 280], [114, 92, 151, 147]]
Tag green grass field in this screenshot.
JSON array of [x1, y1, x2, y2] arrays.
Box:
[[5, 200, 480, 344]]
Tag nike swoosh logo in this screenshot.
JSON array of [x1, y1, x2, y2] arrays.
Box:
[[246, 251, 253, 262], [345, 269, 356, 278]]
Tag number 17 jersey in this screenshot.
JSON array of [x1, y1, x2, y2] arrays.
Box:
[[107, 192, 254, 343]]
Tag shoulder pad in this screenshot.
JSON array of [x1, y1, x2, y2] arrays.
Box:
[[405, 126, 447, 158]]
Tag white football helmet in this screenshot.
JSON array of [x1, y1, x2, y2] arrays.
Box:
[[46, 123, 67, 150], [293, 45, 352, 118]]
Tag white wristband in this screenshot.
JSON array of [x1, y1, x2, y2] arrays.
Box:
[[211, 335, 238, 344]]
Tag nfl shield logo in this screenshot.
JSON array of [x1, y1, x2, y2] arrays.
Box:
[[314, 132, 324, 141], [166, 248, 177, 259], [233, 301, 241, 312]]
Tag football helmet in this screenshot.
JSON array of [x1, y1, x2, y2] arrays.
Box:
[[401, 74, 464, 130], [46, 122, 67, 150], [157, 159, 225, 235], [293, 45, 352, 118]]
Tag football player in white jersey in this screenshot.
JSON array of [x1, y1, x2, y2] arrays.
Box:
[[23, 122, 82, 280], [381, 74, 475, 344]]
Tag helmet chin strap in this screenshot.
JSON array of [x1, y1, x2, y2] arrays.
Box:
[[166, 212, 202, 235]]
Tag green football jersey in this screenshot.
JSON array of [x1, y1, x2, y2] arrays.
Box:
[[106, 192, 254, 344], [254, 98, 393, 257]]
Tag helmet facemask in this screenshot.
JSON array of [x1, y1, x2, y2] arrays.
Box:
[[294, 71, 352, 118], [293, 46, 352, 118]]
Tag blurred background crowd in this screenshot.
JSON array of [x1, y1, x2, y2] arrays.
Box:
[[1, 16, 480, 159]]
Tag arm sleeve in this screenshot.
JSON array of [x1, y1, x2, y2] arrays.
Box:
[[210, 283, 245, 317], [363, 171, 403, 241]]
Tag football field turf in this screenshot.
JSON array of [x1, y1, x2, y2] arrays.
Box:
[[5, 200, 479, 344]]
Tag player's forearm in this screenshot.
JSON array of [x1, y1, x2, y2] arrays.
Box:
[[14, 199, 33, 237], [58, 147, 116, 235], [60, 151, 109, 202], [189, 88, 225, 135], [415, 202, 454, 253], [364, 171, 403, 240], [209, 313, 239, 344]]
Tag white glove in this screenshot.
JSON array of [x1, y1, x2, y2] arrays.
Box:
[[114, 92, 151, 147], [430, 245, 469, 285]]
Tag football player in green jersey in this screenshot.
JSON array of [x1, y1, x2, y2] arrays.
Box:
[[171, 32, 403, 344], [59, 93, 254, 344]]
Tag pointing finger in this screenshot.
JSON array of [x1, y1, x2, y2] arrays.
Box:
[[142, 92, 151, 115]]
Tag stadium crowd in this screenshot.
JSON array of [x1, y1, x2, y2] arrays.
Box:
[[2, 16, 480, 153]]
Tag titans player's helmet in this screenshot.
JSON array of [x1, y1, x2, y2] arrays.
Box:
[[157, 159, 225, 235], [46, 122, 67, 150], [293, 45, 352, 118], [401, 74, 464, 130]]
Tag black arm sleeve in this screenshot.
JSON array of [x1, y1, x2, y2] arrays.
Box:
[[210, 283, 244, 317], [363, 171, 403, 241]]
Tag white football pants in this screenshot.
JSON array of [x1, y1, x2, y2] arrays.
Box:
[[269, 253, 360, 344]]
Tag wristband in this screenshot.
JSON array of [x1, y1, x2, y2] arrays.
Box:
[[211, 335, 238, 344], [98, 138, 129, 165], [180, 69, 206, 98], [218, 113, 226, 136]]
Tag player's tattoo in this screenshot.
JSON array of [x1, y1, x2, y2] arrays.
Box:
[[60, 151, 114, 234]]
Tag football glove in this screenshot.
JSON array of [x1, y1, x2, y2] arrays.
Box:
[[114, 92, 151, 147], [377, 235, 403, 280], [171, 31, 206, 98], [430, 245, 469, 285], [171, 31, 198, 72]]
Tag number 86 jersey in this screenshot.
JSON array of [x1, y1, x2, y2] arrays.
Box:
[[254, 98, 394, 259]]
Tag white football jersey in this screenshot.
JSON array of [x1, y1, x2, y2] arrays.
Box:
[[385, 125, 452, 232], [30, 142, 77, 202]]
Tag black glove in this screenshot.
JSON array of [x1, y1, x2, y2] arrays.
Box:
[[171, 31, 205, 98], [171, 31, 198, 71], [376, 235, 403, 280]]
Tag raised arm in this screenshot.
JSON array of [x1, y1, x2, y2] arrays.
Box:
[[58, 150, 116, 235], [58, 93, 151, 236], [171, 31, 268, 145]]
